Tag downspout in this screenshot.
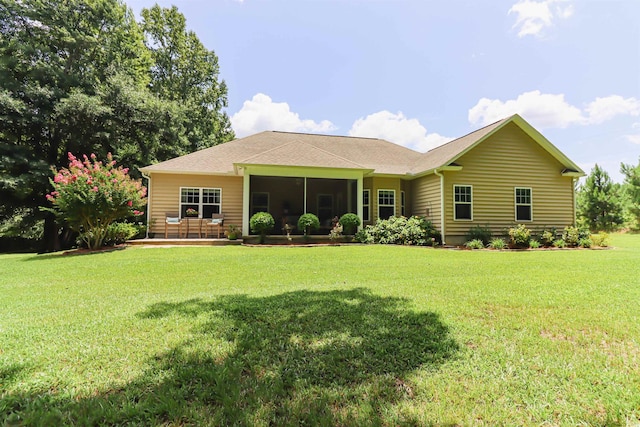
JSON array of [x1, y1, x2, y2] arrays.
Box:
[[434, 169, 445, 245], [572, 177, 577, 226], [141, 172, 151, 239]]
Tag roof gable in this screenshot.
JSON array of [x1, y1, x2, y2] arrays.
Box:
[[410, 114, 584, 176]]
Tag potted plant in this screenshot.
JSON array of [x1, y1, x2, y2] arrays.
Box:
[[185, 208, 198, 217], [250, 212, 275, 244], [297, 213, 320, 238], [227, 224, 240, 240], [339, 213, 361, 236]]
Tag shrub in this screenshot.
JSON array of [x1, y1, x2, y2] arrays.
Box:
[[488, 238, 506, 250], [103, 222, 139, 246], [250, 212, 275, 244], [540, 229, 556, 247], [553, 239, 566, 248], [529, 240, 540, 249], [466, 225, 492, 246], [465, 239, 484, 249], [508, 224, 531, 248], [355, 216, 440, 246], [339, 213, 361, 235], [579, 237, 593, 248], [297, 213, 320, 236], [591, 232, 610, 247], [562, 226, 590, 247], [45, 152, 146, 250]]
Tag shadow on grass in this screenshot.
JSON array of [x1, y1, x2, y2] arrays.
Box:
[[1, 288, 458, 425]]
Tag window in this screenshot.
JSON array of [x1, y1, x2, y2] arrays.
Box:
[[250, 192, 269, 216], [401, 191, 406, 216], [317, 194, 333, 222], [180, 187, 221, 218], [378, 189, 395, 219], [453, 185, 472, 220], [363, 189, 370, 222], [515, 187, 532, 221]]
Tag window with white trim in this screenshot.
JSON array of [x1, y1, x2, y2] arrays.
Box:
[[401, 191, 406, 216], [515, 187, 532, 221], [453, 185, 472, 220], [363, 189, 370, 222], [378, 189, 395, 219], [180, 187, 221, 218]]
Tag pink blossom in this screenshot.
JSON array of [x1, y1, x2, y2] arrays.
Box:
[[90, 153, 96, 159], [92, 186, 99, 192], [127, 200, 133, 207], [54, 174, 63, 183]]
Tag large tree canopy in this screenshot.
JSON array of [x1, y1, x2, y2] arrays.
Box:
[[0, 0, 233, 250]]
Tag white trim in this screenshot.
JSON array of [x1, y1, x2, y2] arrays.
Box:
[[357, 178, 363, 229], [179, 187, 222, 219], [377, 189, 396, 219], [514, 187, 533, 222], [362, 189, 371, 222], [453, 184, 473, 221]]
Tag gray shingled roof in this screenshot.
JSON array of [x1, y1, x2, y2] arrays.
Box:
[[139, 115, 583, 177]]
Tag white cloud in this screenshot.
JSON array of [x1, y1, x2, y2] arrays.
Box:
[[508, 0, 573, 38], [585, 96, 640, 125], [468, 90, 583, 128], [231, 93, 336, 138], [468, 91, 640, 129], [626, 134, 640, 145], [348, 110, 452, 152]]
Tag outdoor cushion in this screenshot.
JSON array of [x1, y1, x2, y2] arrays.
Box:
[[210, 219, 223, 224], [166, 217, 181, 224]]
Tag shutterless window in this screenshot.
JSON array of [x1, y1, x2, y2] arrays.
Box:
[[363, 189, 370, 222], [515, 187, 532, 221], [180, 187, 221, 218], [401, 191, 406, 216], [378, 189, 395, 219], [453, 185, 472, 220]]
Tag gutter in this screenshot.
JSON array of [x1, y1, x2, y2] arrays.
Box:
[[434, 169, 445, 245], [141, 172, 151, 239], [572, 177, 577, 226]]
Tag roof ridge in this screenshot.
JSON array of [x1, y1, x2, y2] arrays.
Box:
[[237, 140, 299, 163], [303, 139, 369, 169], [268, 130, 382, 141]]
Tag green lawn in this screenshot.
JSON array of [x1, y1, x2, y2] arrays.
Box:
[[1, 235, 639, 426]]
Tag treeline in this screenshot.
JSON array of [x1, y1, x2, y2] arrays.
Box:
[[0, 0, 233, 251], [577, 159, 640, 232]]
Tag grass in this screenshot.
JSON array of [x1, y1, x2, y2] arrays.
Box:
[[1, 235, 639, 425]]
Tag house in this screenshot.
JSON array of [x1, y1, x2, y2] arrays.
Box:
[[139, 114, 585, 244]]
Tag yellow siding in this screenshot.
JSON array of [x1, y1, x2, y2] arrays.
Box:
[[411, 174, 441, 230], [148, 173, 243, 236], [442, 122, 575, 244], [370, 177, 402, 222]]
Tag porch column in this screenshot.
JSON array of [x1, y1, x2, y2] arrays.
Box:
[[242, 170, 250, 235], [357, 176, 363, 230]]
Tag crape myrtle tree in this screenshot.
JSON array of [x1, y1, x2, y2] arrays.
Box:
[[577, 164, 625, 232], [45, 153, 146, 250], [0, 0, 233, 251]]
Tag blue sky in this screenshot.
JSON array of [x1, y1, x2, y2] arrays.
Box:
[[128, 0, 640, 182]]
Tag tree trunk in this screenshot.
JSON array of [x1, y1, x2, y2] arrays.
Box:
[[42, 213, 60, 253]]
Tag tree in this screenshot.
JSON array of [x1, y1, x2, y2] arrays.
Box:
[[621, 158, 640, 229], [577, 164, 624, 232], [141, 5, 234, 151], [46, 153, 146, 250], [0, 0, 231, 250]]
